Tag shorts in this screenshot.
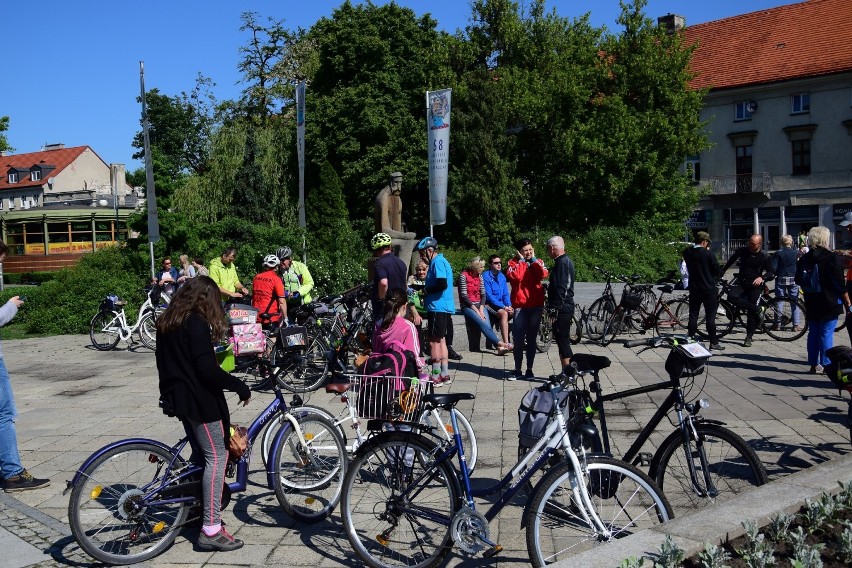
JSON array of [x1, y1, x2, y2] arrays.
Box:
[[426, 312, 453, 340]]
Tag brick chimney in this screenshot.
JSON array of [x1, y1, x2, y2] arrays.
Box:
[[658, 14, 685, 34]]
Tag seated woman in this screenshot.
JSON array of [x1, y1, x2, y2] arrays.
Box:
[[459, 257, 512, 355], [482, 253, 514, 347]]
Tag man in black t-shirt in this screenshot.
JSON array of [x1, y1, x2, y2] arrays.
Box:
[[722, 234, 775, 347], [370, 233, 407, 319]]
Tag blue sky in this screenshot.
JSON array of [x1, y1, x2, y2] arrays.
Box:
[[3, 0, 798, 171]]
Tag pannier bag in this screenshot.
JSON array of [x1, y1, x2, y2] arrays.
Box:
[[100, 294, 120, 312], [664, 341, 712, 381], [518, 386, 572, 449], [227, 304, 258, 325], [229, 323, 264, 356], [278, 325, 308, 352], [228, 425, 249, 461], [355, 349, 421, 420], [620, 286, 643, 310], [825, 345, 852, 392]]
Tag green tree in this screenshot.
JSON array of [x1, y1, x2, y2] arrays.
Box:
[[0, 116, 13, 153]]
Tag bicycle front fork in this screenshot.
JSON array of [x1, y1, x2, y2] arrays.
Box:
[[680, 418, 719, 499]]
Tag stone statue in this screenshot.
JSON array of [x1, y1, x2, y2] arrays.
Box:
[[374, 171, 418, 274]]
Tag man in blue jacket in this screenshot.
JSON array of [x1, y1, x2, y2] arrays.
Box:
[[483, 253, 514, 349]]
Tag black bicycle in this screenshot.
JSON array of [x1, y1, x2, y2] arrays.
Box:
[[567, 336, 767, 514]]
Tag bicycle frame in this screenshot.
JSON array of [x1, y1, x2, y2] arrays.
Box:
[[100, 293, 159, 341], [588, 373, 720, 498]]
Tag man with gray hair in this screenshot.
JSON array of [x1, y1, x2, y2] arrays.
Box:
[[546, 236, 575, 367]]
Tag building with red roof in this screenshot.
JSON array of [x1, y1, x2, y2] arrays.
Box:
[[679, 0, 852, 251]]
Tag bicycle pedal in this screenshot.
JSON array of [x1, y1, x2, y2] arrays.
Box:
[[638, 452, 653, 467], [483, 545, 503, 558]]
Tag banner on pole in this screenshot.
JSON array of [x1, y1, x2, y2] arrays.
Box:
[[139, 61, 159, 245], [296, 80, 306, 229], [426, 88, 451, 226]]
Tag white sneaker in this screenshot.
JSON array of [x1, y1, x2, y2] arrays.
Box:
[[507, 370, 521, 381]]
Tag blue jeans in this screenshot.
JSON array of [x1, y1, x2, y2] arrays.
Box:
[[775, 282, 801, 326], [462, 307, 502, 347], [806, 319, 835, 367], [0, 357, 24, 479], [512, 307, 543, 372]]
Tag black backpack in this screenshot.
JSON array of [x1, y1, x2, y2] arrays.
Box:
[[825, 346, 852, 392]]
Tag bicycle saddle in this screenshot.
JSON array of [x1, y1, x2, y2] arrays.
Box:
[[570, 354, 611, 373], [656, 284, 675, 294], [424, 392, 475, 408]]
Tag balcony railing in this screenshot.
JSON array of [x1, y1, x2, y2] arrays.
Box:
[[704, 173, 772, 195]]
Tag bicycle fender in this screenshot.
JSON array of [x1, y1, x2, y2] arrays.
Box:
[[65, 437, 176, 494], [695, 417, 727, 427]]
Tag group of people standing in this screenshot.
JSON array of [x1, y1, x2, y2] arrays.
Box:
[[683, 221, 852, 373]]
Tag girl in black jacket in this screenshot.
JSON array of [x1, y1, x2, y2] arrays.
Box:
[[156, 276, 251, 552]]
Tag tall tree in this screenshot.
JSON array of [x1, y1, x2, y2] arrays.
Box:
[[0, 116, 13, 153]]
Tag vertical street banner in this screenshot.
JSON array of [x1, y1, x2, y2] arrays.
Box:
[[426, 88, 451, 226], [296, 80, 306, 229], [139, 62, 159, 244]]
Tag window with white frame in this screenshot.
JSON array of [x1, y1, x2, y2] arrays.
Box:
[[8, 172, 18, 183], [735, 101, 752, 121], [685, 155, 701, 182], [791, 93, 810, 114], [31, 170, 41, 181]]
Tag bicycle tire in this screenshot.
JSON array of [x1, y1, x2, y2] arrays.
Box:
[[653, 300, 687, 336], [680, 299, 735, 339], [274, 334, 331, 393], [536, 313, 553, 353], [525, 455, 673, 566], [599, 308, 624, 347], [89, 311, 122, 351], [570, 312, 582, 345], [649, 423, 767, 515], [271, 414, 347, 523], [68, 442, 190, 565], [762, 297, 807, 341], [418, 407, 478, 473], [138, 312, 157, 350], [341, 432, 459, 568], [584, 297, 615, 341], [836, 317, 847, 333], [261, 404, 343, 467]]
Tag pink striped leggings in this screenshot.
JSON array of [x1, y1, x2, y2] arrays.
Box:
[[187, 419, 227, 528]]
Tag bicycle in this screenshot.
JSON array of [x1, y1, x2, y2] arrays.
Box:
[[339, 374, 673, 567], [65, 351, 347, 565], [597, 282, 687, 346], [570, 336, 767, 514], [681, 276, 808, 341], [89, 286, 165, 351]]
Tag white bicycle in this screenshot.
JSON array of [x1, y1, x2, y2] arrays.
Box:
[[89, 287, 165, 351]]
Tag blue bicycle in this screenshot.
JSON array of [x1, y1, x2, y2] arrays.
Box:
[[65, 354, 346, 565]]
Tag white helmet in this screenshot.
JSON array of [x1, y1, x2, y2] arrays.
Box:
[[263, 254, 280, 268]]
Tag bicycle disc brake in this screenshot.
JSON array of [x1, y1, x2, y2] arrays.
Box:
[[450, 506, 489, 554]]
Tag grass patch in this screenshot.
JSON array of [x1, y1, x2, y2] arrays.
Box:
[[0, 322, 51, 340]]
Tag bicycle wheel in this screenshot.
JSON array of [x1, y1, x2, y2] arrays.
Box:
[[90, 311, 122, 351], [570, 312, 582, 345], [762, 297, 807, 341], [599, 308, 624, 347], [536, 314, 553, 353], [341, 432, 459, 568], [654, 300, 688, 336], [649, 423, 767, 515], [262, 404, 344, 467], [680, 299, 735, 339], [271, 414, 347, 523], [138, 312, 157, 350], [274, 335, 331, 393], [584, 298, 614, 342], [418, 407, 477, 473], [526, 456, 672, 566], [836, 317, 847, 333], [68, 443, 190, 565]]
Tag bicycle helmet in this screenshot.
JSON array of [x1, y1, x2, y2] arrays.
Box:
[[370, 232, 393, 250], [276, 246, 292, 260], [416, 236, 438, 251], [263, 254, 280, 268]]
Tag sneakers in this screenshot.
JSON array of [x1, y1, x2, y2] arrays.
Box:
[[198, 527, 244, 552], [792, 325, 801, 332], [507, 369, 521, 381], [524, 369, 535, 379], [742, 337, 753, 348], [808, 364, 824, 375], [2, 470, 50, 492], [432, 374, 452, 387], [709, 342, 725, 351], [447, 347, 463, 361]]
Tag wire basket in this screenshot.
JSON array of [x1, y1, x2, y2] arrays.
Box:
[[621, 285, 644, 310], [352, 374, 430, 422]]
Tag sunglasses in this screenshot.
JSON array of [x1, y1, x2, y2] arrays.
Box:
[[492, 261, 502, 265]]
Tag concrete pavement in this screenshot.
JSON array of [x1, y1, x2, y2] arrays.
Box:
[[1, 282, 851, 567]]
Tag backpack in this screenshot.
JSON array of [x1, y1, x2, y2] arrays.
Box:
[[517, 385, 571, 449], [825, 346, 852, 392], [797, 255, 822, 294], [356, 348, 420, 420]]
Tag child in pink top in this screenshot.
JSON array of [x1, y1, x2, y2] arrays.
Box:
[[372, 288, 429, 380]]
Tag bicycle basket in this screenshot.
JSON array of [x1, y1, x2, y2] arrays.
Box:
[[620, 286, 643, 310], [354, 375, 428, 422], [278, 325, 308, 352], [100, 294, 120, 312], [825, 345, 852, 392], [664, 342, 711, 380]]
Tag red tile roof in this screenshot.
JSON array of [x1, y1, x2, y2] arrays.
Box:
[[1, 145, 91, 191], [685, 0, 852, 91]]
